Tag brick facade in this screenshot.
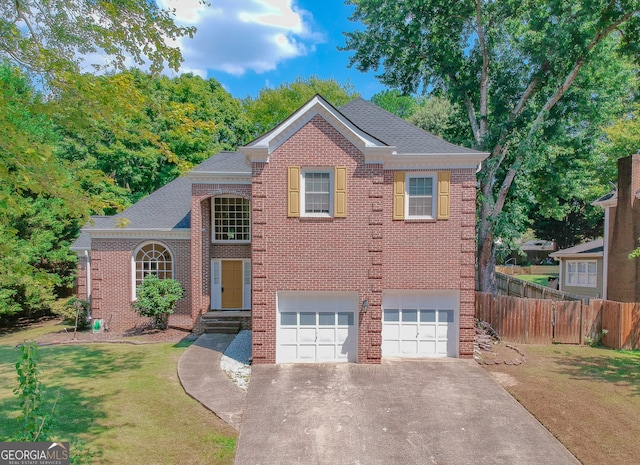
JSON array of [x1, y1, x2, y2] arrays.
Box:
[[607, 155, 640, 301], [250, 115, 477, 363], [78, 100, 481, 362], [89, 238, 191, 331]]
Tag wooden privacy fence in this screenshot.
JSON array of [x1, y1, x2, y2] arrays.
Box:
[[495, 272, 585, 301], [475, 292, 640, 350]]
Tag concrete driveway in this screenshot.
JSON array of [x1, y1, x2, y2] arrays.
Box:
[[234, 359, 580, 465]]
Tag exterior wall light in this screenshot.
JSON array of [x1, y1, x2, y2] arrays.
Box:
[[361, 299, 369, 313]]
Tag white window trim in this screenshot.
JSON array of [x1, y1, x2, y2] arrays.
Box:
[[300, 168, 334, 218], [131, 241, 174, 300], [566, 259, 598, 288], [405, 172, 437, 220], [211, 195, 251, 244]]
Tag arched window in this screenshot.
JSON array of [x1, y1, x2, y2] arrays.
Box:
[[133, 243, 173, 296]]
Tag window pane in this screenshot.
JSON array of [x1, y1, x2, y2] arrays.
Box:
[[402, 309, 418, 322], [281, 312, 297, 326], [338, 312, 354, 326], [384, 309, 399, 322], [420, 310, 436, 322], [214, 197, 251, 241], [408, 197, 432, 217], [319, 313, 335, 325], [439, 310, 454, 323], [300, 312, 316, 325], [305, 172, 330, 214], [408, 177, 432, 196]]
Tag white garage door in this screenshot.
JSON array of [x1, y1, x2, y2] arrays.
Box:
[[277, 292, 358, 363], [382, 292, 459, 358]]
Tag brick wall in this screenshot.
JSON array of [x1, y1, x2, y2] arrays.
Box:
[[90, 238, 191, 331], [76, 253, 88, 302], [251, 114, 478, 363], [190, 184, 252, 321], [608, 154, 640, 302]]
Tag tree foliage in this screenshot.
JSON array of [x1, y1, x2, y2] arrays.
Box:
[[243, 76, 360, 138], [0, 0, 194, 88], [56, 71, 250, 204], [343, 0, 640, 293]]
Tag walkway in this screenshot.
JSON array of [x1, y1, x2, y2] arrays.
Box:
[[177, 333, 246, 431]]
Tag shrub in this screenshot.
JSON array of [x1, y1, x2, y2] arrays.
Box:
[[132, 276, 183, 329], [50, 297, 90, 331]]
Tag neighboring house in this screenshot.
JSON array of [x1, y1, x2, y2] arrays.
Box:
[[71, 95, 488, 364], [591, 153, 640, 302], [507, 239, 556, 265], [549, 239, 604, 298]]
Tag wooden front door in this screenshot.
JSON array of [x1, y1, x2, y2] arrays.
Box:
[[221, 260, 243, 308]]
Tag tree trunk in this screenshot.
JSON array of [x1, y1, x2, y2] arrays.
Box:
[[477, 187, 498, 296]]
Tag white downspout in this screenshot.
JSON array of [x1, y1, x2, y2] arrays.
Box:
[[85, 250, 92, 318]]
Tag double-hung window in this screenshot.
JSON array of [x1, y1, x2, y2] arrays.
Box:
[[301, 170, 332, 216], [393, 171, 450, 221], [288, 167, 347, 218], [407, 175, 435, 218], [566, 260, 597, 288]]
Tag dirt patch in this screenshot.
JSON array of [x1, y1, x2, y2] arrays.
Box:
[[483, 345, 640, 465], [30, 320, 195, 345], [474, 340, 525, 365]]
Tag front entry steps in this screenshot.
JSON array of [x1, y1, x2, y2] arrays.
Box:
[[199, 311, 251, 334]]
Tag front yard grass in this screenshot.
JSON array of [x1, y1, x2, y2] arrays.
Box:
[[516, 274, 556, 286], [484, 344, 640, 465], [0, 320, 236, 465]]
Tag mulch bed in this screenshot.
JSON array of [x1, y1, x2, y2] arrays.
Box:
[[33, 323, 196, 346]]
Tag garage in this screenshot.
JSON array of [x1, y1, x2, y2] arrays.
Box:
[[277, 292, 358, 363], [382, 291, 459, 358]]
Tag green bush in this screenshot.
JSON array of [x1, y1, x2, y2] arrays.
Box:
[[51, 297, 90, 331], [132, 276, 183, 329]]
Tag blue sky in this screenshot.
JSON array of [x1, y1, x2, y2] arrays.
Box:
[[157, 0, 387, 99]]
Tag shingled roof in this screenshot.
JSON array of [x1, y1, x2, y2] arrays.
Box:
[[338, 98, 482, 155], [72, 97, 484, 250]]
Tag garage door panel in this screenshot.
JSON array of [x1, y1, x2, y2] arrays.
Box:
[[317, 328, 335, 342], [277, 292, 357, 363], [382, 292, 458, 358], [418, 341, 436, 355], [280, 328, 298, 343], [401, 340, 418, 354], [420, 325, 436, 339], [400, 325, 418, 339]]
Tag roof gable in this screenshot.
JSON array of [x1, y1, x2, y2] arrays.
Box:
[[241, 95, 488, 169], [241, 95, 392, 163]]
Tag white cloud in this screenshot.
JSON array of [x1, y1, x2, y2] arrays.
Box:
[[159, 0, 321, 76]]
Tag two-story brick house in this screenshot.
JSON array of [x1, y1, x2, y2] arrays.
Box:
[[72, 95, 487, 364]]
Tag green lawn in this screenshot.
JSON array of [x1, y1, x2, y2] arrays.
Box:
[[516, 274, 556, 286], [0, 321, 236, 465]]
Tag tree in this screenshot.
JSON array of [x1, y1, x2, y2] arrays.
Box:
[[371, 89, 418, 118], [133, 275, 184, 330], [342, 0, 640, 294], [0, 0, 194, 88], [0, 63, 91, 317], [56, 71, 251, 203], [243, 77, 360, 138]]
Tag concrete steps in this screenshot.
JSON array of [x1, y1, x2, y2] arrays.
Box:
[[199, 311, 251, 334]]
